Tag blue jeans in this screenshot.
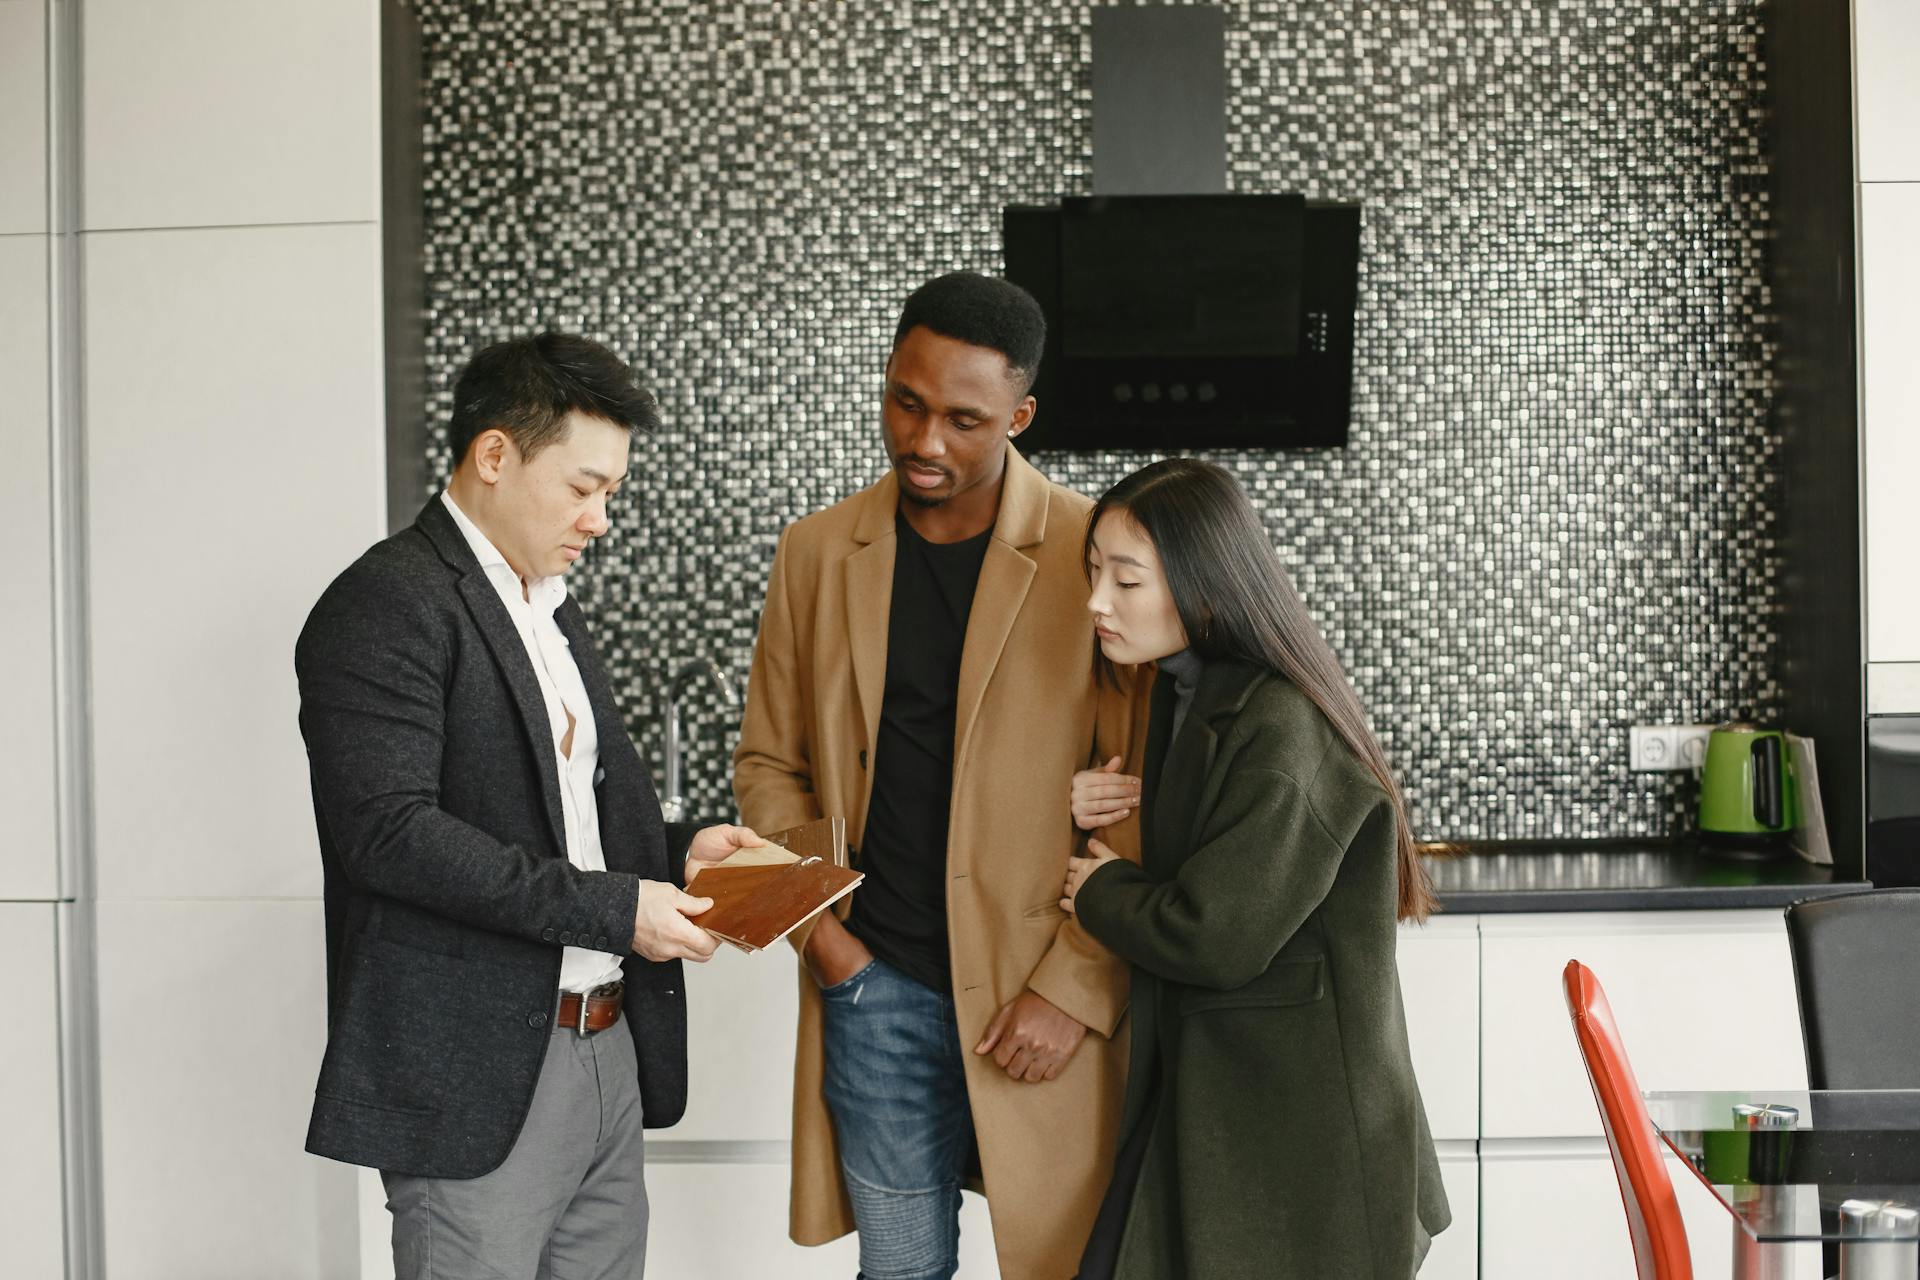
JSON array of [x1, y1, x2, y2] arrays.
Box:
[[819, 956, 975, 1280]]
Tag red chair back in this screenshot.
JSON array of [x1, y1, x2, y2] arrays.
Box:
[[1563, 959, 1693, 1280]]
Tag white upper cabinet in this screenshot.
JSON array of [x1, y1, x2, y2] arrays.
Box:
[[85, 222, 384, 901], [82, 0, 379, 231], [0, 0, 48, 233], [1862, 183, 1920, 663], [0, 236, 59, 900], [1856, 0, 1920, 182]]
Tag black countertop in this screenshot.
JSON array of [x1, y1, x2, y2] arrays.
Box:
[[1425, 840, 1866, 914]]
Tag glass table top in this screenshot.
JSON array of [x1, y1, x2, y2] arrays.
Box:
[[1645, 1089, 1920, 1243]]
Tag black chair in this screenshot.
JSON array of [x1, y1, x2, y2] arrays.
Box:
[[1786, 888, 1920, 1089], [1787, 889, 1920, 1280]]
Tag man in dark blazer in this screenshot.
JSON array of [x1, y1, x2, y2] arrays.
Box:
[[296, 333, 762, 1279]]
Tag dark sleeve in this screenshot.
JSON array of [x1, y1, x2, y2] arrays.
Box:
[[664, 823, 700, 889], [296, 577, 643, 951], [1074, 754, 1359, 991]]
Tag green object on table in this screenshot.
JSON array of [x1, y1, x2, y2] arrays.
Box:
[[1699, 724, 1799, 836]]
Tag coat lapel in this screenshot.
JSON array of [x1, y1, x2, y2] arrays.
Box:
[[953, 449, 1049, 766], [1175, 667, 1282, 855], [417, 499, 569, 860], [1156, 660, 1272, 862], [844, 475, 899, 790], [1151, 703, 1213, 871]]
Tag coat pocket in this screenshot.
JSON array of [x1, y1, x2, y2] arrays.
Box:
[[1177, 954, 1326, 1014]]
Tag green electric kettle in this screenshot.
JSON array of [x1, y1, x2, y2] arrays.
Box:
[[1698, 723, 1798, 841]]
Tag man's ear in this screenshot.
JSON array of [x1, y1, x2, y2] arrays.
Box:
[[1007, 395, 1037, 439], [471, 429, 511, 484]]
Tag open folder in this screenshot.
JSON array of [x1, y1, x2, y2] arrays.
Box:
[[689, 817, 861, 953]]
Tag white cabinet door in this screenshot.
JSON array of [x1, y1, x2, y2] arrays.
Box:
[[81, 0, 378, 229], [1419, 1140, 1479, 1280], [673, 945, 803, 1142], [0, 0, 47, 233], [96, 899, 359, 1280], [1481, 911, 1806, 1141], [0, 234, 58, 900], [85, 223, 384, 901], [1399, 915, 1479, 1142], [1857, 0, 1920, 182], [1863, 183, 1920, 663], [0, 904, 65, 1280], [1480, 1139, 1823, 1280]]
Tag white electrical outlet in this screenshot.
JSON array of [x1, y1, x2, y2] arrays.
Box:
[[1630, 725, 1674, 770], [1630, 723, 1719, 771], [1673, 725, 1714, 769]]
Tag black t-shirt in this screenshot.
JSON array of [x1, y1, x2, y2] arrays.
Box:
[[845, 512, 992, 993]]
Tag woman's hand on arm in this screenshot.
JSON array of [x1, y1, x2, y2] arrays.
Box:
[[1071, 756, 1141, 831], [1060, 837, 1123, 914]]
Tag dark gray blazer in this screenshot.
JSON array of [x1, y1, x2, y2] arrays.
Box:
[[296, 497, 697, 1178]]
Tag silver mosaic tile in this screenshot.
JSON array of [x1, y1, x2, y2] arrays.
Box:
[[413, 0, 1777, 840]]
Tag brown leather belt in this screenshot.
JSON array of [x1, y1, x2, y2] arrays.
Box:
[[556, 981, 625, 1035]]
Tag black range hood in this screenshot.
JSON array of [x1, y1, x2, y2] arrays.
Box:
[[1002, 7, 1361, 452], [1004, 193, 1360, 451]]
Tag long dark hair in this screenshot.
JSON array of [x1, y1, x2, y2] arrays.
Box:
[[1086, 458, 1436, 922]]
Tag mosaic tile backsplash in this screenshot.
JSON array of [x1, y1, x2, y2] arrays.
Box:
[[413, 0, 1777, 840]]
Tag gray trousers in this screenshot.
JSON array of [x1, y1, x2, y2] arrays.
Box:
[[383, 1017, 649, 1280]]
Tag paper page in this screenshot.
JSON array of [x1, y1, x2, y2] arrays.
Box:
[[1787, 734, 1833, 866]]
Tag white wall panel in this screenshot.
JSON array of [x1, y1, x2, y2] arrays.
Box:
[[1481, 911, 1806, 1140], [96, 898, 358, 1279], [85, 222, 384, 901], [0, 904, 65, 1278], [82, 0, 378, 230], [1857, 0, 1920, 182], [0, 234, 58, 899], [1863, 183, 1920, 662], [0, 0, 48, 233]]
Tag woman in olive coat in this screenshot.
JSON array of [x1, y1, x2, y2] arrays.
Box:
[[1062, 458, 1451, 1279]]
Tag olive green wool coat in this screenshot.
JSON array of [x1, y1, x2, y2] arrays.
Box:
[[1075, 659, 1451, 1280]]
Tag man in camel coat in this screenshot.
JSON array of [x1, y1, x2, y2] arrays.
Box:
[[733, 272, 1148, 1280]]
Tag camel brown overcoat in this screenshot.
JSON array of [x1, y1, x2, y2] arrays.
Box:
[[733, 448, 1149, 1280]]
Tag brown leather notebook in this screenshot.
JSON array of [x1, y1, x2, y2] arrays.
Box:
[[690, 818, 861, 952]]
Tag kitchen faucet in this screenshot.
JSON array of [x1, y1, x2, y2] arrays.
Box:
[[659, 658, 739, 823]]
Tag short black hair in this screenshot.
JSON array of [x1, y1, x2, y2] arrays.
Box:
[[891, 272, 1046, 393], [447, 332, 661, 466]]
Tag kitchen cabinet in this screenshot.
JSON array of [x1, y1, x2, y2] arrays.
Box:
[[352, 908, 1807, 1278], [1480, 911, 1806, 1141], [0, 233, 58, 900], [1856, 0, 1920, 182], [84, 222, 383, 902], [81, 0, 378, 230], [0, 0, 47, 233], [1399, 915, 1480, 1142], [1477, 1139, 1787, 1279], [0, 904, 65, 1279], [96, 899, 357, 1280], [1863, 182, 1920, 665]]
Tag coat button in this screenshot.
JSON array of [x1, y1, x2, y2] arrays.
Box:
[[528, 1011, 546, 1028], [595, 936, 609, 949], [542, 928, 556, 942], [559, 931, 574, 944]]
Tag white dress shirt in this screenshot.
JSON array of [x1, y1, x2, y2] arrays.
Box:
[[442, 491, 625, 993]]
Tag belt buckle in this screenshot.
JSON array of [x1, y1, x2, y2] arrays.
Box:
[[574, 989, 591, 1037]]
